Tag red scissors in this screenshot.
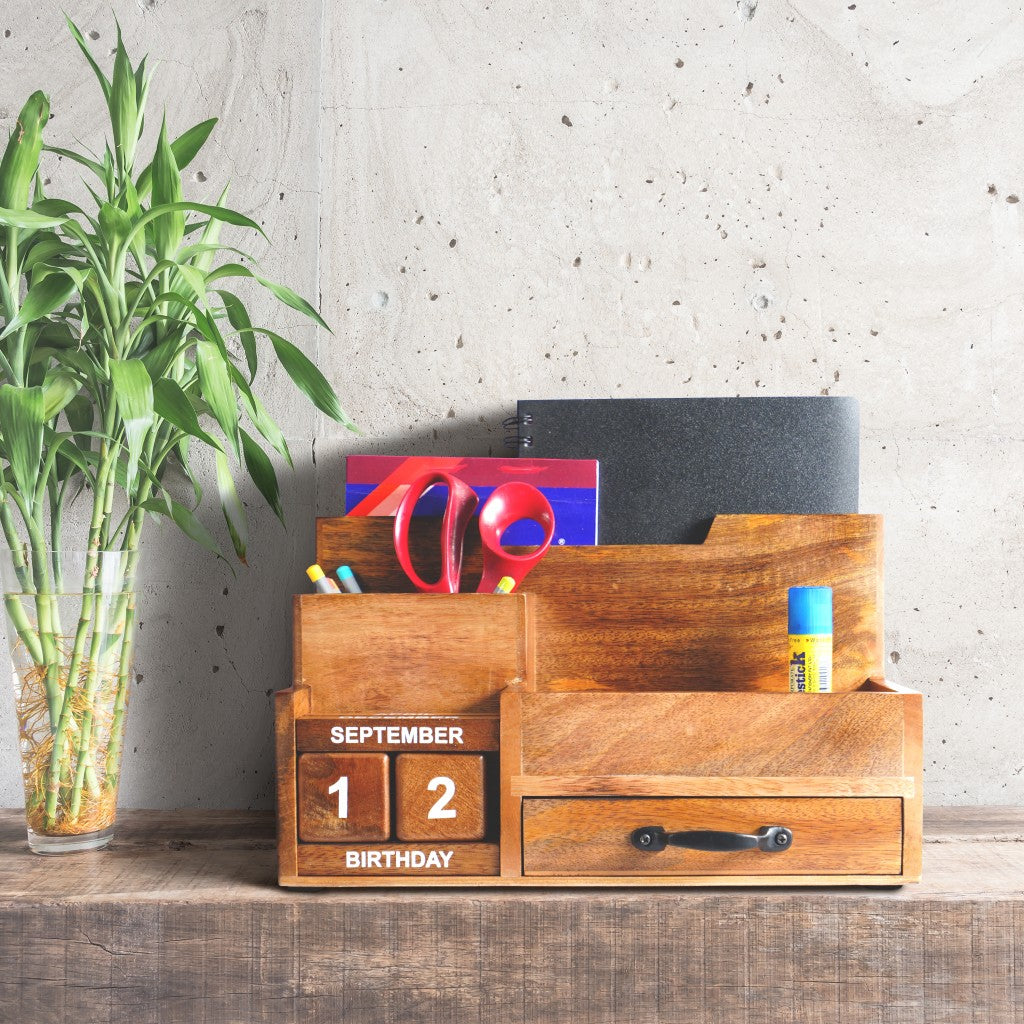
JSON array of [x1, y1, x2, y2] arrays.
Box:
[[393, 471, 555, 593]]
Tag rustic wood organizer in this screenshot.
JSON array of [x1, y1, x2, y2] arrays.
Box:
[[276, 514, 922, 887]]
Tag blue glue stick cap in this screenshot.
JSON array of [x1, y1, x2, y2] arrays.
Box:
[[788, 586, 833, 635]]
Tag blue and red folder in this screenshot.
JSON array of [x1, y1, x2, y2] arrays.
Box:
[[344, 456, 599, 546]]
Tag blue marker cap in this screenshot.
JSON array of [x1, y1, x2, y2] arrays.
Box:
[[335, 564, 363, 594], [788, 586, 833, 635]]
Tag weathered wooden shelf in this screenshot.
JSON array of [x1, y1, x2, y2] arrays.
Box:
[[1, 808, 1022, 1023]]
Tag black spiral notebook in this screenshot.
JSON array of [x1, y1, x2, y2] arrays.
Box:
[[506, 397, 859, 544]]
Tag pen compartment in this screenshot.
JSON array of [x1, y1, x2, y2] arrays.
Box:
[[293, 592, 530, 714], [276, 513, 922, 887]]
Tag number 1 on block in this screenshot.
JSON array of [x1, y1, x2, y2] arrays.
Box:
[[328, 775, 349, 819]]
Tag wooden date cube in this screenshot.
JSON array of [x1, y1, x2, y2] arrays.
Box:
[[298, 753, 389, 842], [395, 754, 486, 841]]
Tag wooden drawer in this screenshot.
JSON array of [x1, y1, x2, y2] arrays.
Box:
[[522, 797, 903, 876]]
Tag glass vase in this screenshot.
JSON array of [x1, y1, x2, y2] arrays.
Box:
[[2, 547, 137, 853]]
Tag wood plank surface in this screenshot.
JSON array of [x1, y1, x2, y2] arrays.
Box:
[[297, 752, 390, 842], [1, 808, 1023, 1023], [317, 513, 883, 691], [297, 840, 499, 876], [522, 796, 904, 876], [296, 714, 499, 752], [516, 689, 905, 777], [394, 754, 487, 841], [511, 775, 916, 797], [295, 593, 528, 714]]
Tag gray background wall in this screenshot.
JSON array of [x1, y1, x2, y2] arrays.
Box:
[[1, 0, 1021, 808]]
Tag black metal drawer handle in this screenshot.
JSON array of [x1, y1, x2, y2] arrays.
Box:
[[630, 825, 793, 853]]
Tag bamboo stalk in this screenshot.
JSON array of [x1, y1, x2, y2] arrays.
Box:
[[67, 463, 119, 820], [0, 501, 45, 666], [42, 442, 115, 828], [103, 518, 145, 789]]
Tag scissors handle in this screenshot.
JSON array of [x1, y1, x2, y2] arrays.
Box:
[[393, 472, 478, 593], [476, 482, 555, 593]]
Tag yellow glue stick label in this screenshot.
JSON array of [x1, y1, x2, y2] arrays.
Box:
[[788, 635, 832, 693]]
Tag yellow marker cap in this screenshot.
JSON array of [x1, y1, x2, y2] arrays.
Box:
[[306, 564, 325, 583], [494, 576, 515, 594]]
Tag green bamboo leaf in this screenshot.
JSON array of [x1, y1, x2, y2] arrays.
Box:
[[41, 370, 80, 420], [98, 202, 133, 247], [136, 118, 216, 198], [241, 428, 283, 523], [175, 436, 203, 507], [216, 290, 257, 380], [215, 450, 247, 562], [142, 496, 223, 560], [0, 272, 77, 340], [123, 175, 142, 219], [0, 207, 66, 230], [64, 394, 94, 437], [237, 384, 291, 467], [65, 17, 111, 104], [0, 385, 44, 498], [109, 358, 154, 493], [206, 263, 330, 332], [109, 24, 139, 174], [0, 91, 49, 211], [28, 321, 77, 354], [178, 241, 255, 265], [195, 337, 239, 457], [258, 328, 354, 428], [48, 428, 92, 483], [152, 378, 221, 450], [41, 145, 106, 180], [57, 350, 100, 383], [150, 117, 184, 260], [175, 264, 207, 303], [140, 335, 186, 379], [127, 202, 266, 249], [135, 56, 150, 111], [33, 198, 83, 218], [23, 235, 80, 273], [190, 186, 229, 273]]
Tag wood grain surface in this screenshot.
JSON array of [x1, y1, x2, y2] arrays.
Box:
[[522, 796, 903, 876], [297, 752, 390, 842], [510, 775, 915, 797], [316, 513, 883, 691], [395, 754, 487, 841], [296, 714, 499, 752], [297, 840, 499, 876], [516, 689, 905, 777], [275, 684, 306, 877], [294, 593, 528, 714], [0, 808, 1022, 1023]]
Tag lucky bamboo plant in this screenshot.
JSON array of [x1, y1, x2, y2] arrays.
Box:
[[0, 19, 352, 847]]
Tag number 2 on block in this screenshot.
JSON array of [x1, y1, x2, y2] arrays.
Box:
[[328, 775, 349, 819], [427, 776, 457, 819]]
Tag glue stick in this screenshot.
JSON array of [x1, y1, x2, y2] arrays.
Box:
[[788, 586, 832, 692]]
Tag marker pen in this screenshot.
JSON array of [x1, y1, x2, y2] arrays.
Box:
[[493, 576, 515, 594], [788, 586, 832, 692], [335, 565, 363, 594], [306, 564, 341, 594]]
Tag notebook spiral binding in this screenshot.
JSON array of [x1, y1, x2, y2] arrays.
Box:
[[502, 414, 533, 450]]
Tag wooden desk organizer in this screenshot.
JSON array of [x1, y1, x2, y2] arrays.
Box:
[[276, 514, 922, 887]]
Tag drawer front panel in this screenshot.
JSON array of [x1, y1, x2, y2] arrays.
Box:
[[522, 797, 902, 876]]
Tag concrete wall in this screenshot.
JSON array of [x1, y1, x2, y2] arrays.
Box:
[[2, 0, 1021, 808]]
